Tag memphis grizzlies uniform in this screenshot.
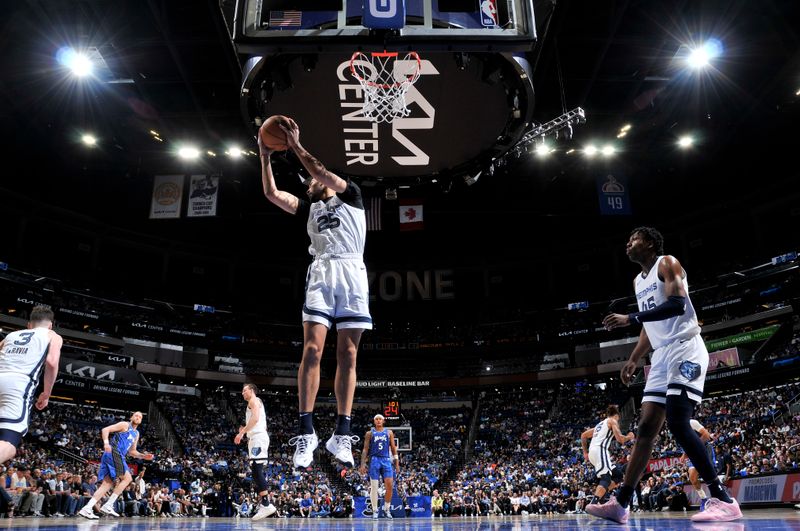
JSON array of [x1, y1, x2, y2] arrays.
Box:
[[247, 397, 270, 462], [588, 419, 615, 477], [368, 428, 394, 480], [0, 327, 51, 436], [98, 423, 138, 481], [299, 180, 372, 330], [636, 256, 707, 405], [686, 419, 716, 470]]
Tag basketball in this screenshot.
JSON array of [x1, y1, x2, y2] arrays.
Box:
[[259, 115, 291, 151]]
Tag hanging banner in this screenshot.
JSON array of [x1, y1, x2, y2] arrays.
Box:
[[150, 175, 184, 219], [597, 173, 631, 215], [187, 174, 220, 217]]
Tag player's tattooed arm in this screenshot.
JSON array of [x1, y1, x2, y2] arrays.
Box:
[[281, 119, 348, 193]]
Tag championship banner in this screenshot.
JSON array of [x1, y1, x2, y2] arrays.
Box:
[[597, 173, 631, 215], [353, 495, 431, 518], [150, 175, 183, 219], [646, 456, 681, 473], [187, 174, 219, 217]]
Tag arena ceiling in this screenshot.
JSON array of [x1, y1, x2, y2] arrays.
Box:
[[0, 0, 798, 270]]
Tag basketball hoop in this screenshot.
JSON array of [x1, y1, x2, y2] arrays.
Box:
[[349, 51, 421, 123]]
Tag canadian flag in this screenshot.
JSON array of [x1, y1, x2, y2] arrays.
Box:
[[399, 199, 423, 231]]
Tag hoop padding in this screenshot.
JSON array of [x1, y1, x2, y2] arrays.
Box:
[[350, 51, 421, 123]]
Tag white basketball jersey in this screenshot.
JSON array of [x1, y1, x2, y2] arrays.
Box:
[[589, 418, 614, 452], [306, 195, 366, 258], [0, 327, 51, 380], [633, 255, 701, 349], [246, 397, 267, 436]]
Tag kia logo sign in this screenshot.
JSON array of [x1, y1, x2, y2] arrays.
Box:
[[241, 52, 533, 180]]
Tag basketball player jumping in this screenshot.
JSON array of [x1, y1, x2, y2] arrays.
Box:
[[79, 412, 154, 519], [359, 414, 399, 519], [587, 227, 741, 522], [259, 118, 371, 469], [0, 306, 62, 465], [234, 383, 277, 520], [581, 405, 634, 504]]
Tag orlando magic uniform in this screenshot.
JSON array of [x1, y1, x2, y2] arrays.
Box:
[[686, 419, 716, 470], [0, 327, 51, 438], [298, 180, 372, 330], [588, 419, 615, 478], [368, 428, 394, 480], [247, 397, 270, 462], [98, 423, 138, 481], [636, 256, 706, 405]]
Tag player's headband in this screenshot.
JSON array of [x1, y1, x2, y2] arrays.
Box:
[[374, 414, 385, 420]]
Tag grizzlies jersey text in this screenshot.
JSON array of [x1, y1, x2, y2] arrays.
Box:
[[634, 256, 701, 349]]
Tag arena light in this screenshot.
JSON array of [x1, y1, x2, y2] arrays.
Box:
[[177, 146, 200, 160], [226, 147, 243, 159], [678, 135, 695, 148], [57, 47, 94, 77], [796, 88, 800, 96], [81, 134, 97, 147], [535, 143, 550, 157], [620, 124, 632, 132], [584, 145, 598, 157], [687, 39, 722, 70], [601, 144, 616, 157]]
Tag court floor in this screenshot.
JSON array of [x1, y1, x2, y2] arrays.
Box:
[[2, 511, 800, 530]]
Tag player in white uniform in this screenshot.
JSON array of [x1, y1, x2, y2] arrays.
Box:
[[234, 384, 277, 520], [259, 118, 369, 470], [587, 227, 741, 523], [581, 405, 634, 503], [0, 306, 62, 465]]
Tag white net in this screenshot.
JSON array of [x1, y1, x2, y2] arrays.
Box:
[[349, 51, 421, 123]]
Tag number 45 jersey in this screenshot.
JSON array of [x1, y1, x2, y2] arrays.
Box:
[[634, 255, 700, 349]]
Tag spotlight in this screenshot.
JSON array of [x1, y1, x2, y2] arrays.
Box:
[[57, 48, 93, 77], [178, 146, 200, 160], [81, 134, 97, 147], [226, 147, 243, 158], [601, 145, 616, 157], [584, 145, 598, 157], [677, 135, 694, 148], [687, 39, 722, 69], [620, 124, 632, 132], [535, 143, 550, 157]]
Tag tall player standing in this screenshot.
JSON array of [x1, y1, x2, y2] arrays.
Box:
[[587, 227, 741, 522], [234, 383, 277, 520], [0, 306, 62, 465], [359, 414, 399, 519], [259, 118, 371, 470]]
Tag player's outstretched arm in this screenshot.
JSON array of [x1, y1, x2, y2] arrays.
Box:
[[281, 120, 348, 193], [609, 418, 635, 444], [259, 134, 301, 214], [128, 434, 155, 460], [35, 332, 63, 410]]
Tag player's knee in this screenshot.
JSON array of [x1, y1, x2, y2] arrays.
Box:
[[665, 394, 695, 442], [302, 343, 323, 365], [598, 474, 612, 490], [337, 348, 357, 369]]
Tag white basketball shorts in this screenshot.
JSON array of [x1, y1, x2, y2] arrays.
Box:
[[0, 372, 37, 435], [247, 432, 270, 462], [643, 334, 708, 405], [302, 255, 372, 330], [589, 447, 613, 478]]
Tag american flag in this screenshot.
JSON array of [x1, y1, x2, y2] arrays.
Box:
[[366, 197, 382, 231], [268, 10, 302, 27]]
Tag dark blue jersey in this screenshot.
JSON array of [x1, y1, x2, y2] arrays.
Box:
[[369, 428, 390, 458]]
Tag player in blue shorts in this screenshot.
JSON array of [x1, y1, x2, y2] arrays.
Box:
[[359, 414, 399, 519], [78, 411, 154, 519]]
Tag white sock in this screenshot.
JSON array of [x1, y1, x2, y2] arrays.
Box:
[[83, 498, 98, 510], [384, 502, 391, 512], [105, 493, 119, 507]]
